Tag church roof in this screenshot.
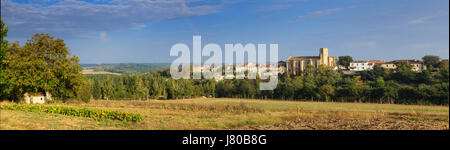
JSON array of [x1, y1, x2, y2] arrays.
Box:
[[288, 56, 320, 60]]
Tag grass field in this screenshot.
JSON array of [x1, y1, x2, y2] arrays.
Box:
[[1, 98, 448, 130]]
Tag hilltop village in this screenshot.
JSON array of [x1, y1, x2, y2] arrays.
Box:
[[278, 48, 429, 76], [202, 48, 435, 80]]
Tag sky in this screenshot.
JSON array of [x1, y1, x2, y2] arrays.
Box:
[[1, 0, 449, 64]]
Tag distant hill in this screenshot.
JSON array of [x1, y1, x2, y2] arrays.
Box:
[[81, 63, 170, 74]]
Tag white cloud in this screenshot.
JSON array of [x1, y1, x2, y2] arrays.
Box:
[[408, 17, 432, 25], [130, 23, 147, 30], [99, 32, 110, 41], [256, 4, 292, 12], [0, 0, 222, 38], [295, 8, 342, 22], [294, 6, 354, 22], [408, 11, 449, 25]]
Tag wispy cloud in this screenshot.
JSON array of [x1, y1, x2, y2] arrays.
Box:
[[99, 32, 110, 41], [256, 4, 292, 12], [346, 41, 377, 49], [408, 11, 449, 25], [1, 0, 223, 38], [295, 8, 342, 22], [408, 17, 433, 25], [294, 6, 354, 22]]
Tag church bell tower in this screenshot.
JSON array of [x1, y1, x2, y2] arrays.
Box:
[[319, 48, 329, 66]]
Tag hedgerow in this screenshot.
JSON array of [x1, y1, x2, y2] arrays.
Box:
[[0, 104, 144, 122]]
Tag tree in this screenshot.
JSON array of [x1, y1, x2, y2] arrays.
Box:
[[303, 64, 315, 76], [371, 77, 385, 88], [4, 33, 85, 101], [383, 81, 399, 104], [302, 76, 318, 101], [422, 55, 440, 68], [292, 76, 304, 99], [417, 70, 433, 84], [275, 78, 295, 100], [338, 56, 353, 69], [318, 84, 334, 102], [317, 64, 328, 76], [359, 65, 391, 81], [437, 60, 449, 82], [0, 19, 8, 99], [393, 60, 416, 83]]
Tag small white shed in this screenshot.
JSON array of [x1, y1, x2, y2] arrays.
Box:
[[24, 92, 52, 104]]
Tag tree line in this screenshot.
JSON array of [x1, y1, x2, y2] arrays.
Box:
[[81, 63, 171, 74], [84, 59, 448, 105]]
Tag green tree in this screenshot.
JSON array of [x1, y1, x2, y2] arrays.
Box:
[[0, 19, 8, 99], [302, 76, 318, 101], [422, 55, 440, 68], [383, 81, 399, 104], [338, 56, 353, 69], [394, 61, 416, 83], [371, 77, 385, 88], [275, 78, 295, 100], [317, 64, 328, 76], [437, 60, 449, 82], [303, 64, 315, 76], [418, 70, 433, 84], [4, 33, 84, 101], [359, 65, 391, 81], [318, 84, 334, 102]]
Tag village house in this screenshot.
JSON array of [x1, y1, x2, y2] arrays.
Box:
[[379, 60, 427, 72], [350, 60, 384, 71], [24, 92, 52, 104]]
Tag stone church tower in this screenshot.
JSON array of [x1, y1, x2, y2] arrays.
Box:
[[319, 48, 329, 66]]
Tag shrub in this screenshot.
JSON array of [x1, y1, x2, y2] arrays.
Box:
[[0, 104, 143, 122]]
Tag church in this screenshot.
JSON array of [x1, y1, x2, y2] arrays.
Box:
[[286, 48, 337, 76]]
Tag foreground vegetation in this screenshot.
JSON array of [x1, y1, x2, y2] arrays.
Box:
[[0, 104, 143, 122], [1, 98, 448, 130]]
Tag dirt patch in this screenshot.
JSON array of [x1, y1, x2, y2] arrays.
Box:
[[245, 112, 449, 130]]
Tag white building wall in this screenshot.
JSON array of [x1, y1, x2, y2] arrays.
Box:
[[25, 96, 46, 104], [31, 96, 46, 104], [350, 62, 371, 71]]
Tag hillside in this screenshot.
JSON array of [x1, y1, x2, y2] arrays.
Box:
[[81, 63, 170, 74]]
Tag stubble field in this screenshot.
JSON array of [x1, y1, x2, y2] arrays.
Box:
[[1, 98, 448, 130]]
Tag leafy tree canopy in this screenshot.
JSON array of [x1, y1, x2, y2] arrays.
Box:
[[4, 33, 84, 101], [338, 56, 353, 69], [0, 19, 9, 98], [422, 55, 440, 68]]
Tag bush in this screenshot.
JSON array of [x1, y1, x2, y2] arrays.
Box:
[[78, 86, 91, 103], [0, 104, 144, 122]]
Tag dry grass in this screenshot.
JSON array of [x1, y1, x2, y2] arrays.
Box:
[[1, 98, 448, 130]]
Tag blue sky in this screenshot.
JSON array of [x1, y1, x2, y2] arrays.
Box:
[[1, 0, 449, 64]]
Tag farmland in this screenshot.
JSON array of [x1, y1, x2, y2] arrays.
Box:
[[1, 98, 448, 130]]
